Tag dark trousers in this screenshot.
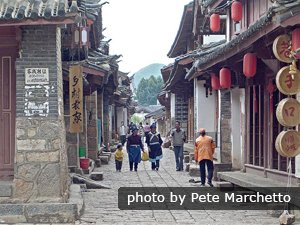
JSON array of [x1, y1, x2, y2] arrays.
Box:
[[129, 161, 138, 171], [199, 159, 214, 184], [115, 160, 122, 171], [120, 135, 126, 146], [151, 160, 160, 170]]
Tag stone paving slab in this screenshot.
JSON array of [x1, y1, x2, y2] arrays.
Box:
[[75, 147, 299, 225]]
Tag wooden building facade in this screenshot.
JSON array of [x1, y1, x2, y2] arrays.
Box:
[[186, 0, 300, 184]]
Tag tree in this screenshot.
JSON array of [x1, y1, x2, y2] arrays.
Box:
[[131, 114, 143, 124], [136, 75, 163, 105]]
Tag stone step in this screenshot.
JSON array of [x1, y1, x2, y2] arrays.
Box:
[[100, 156, 109, 164], [184, 155, 189, 163], [214, 181, 234, 191], [95, 159, 101, 167], [100, 152, 112, 160], [188, 162, 232, 181], [185, 163, 190, 172], [188, 164, 199, 177], [0, 203, 78, 223], [0, 181, 12, 197], [90, 172, 103, 181], [189, 153, 194, 162]]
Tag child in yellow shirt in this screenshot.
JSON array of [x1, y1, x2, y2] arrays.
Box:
[[115, 144, 124, 172]]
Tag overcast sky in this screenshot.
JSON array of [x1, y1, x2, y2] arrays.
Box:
[[102, 0, 192, 74]]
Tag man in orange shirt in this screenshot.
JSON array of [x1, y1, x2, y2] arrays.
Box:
[[194, 128, 216, 187]]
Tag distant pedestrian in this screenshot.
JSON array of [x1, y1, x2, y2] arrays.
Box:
[[170, 121, 186, 171], [115, 144, 124, 172], [194, 128, 215, 187], [126, 125, 144, 171], [143, 122, 151, 139], [119, 121, 127, 146], [128, 122, 134, 134], [146, 123, 163, 171], [138, 122, 144, 142]]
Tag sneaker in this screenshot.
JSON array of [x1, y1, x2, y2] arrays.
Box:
[[207, 182, 214, 187], [200, 184, 205, 187], [155, 167, 159, 171], [176, 168, 180, 171]]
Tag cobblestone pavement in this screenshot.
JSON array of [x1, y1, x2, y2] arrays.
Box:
[[76, 147, 295, 225]]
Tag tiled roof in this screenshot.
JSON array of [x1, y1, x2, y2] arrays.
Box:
[[0, 0, 106, 21], [0, 0, 78, 20]]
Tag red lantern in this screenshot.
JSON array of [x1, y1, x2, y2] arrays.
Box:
[[211, 74, 220, 90], [219, 68, 231, 89], [292, 28, 300, 59], [243, 53, 257, 77], [210, 13, 220, 32], [231, 0, 242, 22]]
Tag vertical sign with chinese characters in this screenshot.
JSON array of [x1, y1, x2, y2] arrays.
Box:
[[273, 34, 300, 158], [69, 65, 83, 133]]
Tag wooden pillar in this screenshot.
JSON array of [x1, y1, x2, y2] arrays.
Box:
[[86, 91, 98, 160]]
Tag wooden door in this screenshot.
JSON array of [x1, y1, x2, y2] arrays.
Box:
[[0, 47, 16, 179]]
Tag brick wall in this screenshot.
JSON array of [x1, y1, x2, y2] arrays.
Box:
[[16, 26, 59, 117], [220, 90, 232, 164], [14, 26, 69, 203]]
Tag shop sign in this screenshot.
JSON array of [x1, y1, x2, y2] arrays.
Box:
[[275, 130, 300, 157], [25, 68, 49, 84], [276, 66, 300, 95], [272, 34, 293, 63], [69, 65, 83, 133], [276, 98, 300, 127]]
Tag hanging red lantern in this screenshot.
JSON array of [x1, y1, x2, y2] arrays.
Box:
[[292, 28, 300, 58], [210, 13, 220, 32], [219, 68, 231, 89], [231, 0, 242, 22], [211, 74, 220, 90], [243, 53, 257, 77]]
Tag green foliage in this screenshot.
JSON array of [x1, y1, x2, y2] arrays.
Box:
[[136, 75, 163, 106], [131, 114, 143, 124]]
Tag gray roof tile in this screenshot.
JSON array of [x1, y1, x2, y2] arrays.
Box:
[[0, 0, 77, 20]]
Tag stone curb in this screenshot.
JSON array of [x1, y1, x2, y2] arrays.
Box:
[[68, 184, 85, 218]]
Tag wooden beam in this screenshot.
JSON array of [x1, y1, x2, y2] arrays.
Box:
[[0, 16, 77, 27], [83, 67, 105, 77]]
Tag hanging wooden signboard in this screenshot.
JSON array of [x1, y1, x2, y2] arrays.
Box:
[[69, 65, 83, 133], [275, 130, 300, 157], [272, 34, 293, 63], [276, 66, 300, 95], [276, 98, 300, 127]]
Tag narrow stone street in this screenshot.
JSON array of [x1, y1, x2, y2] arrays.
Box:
[[76, 147, 283, 225]]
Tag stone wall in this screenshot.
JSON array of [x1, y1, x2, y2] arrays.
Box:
[[220, 90, 232, 164], [14, 25, 69, 203]]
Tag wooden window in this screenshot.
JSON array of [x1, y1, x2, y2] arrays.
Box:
[[248, 85, 264, 166], [247, 83, 295, 174]]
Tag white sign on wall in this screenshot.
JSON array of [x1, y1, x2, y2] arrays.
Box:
[[25, 68, 49, 84]]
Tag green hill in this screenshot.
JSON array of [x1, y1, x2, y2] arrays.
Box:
[[132, 63, 165, 88]]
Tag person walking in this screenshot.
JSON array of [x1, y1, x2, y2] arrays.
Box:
[[143, 122, 151, 139], [146, 123, 163, 171], [115, 144, 124, 172], [170, 121, 186, 171], [126, 125, 144, 171], [119, 121, 127, 146], [138, 122, 145, 142], [194, 128, 216, 187]]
